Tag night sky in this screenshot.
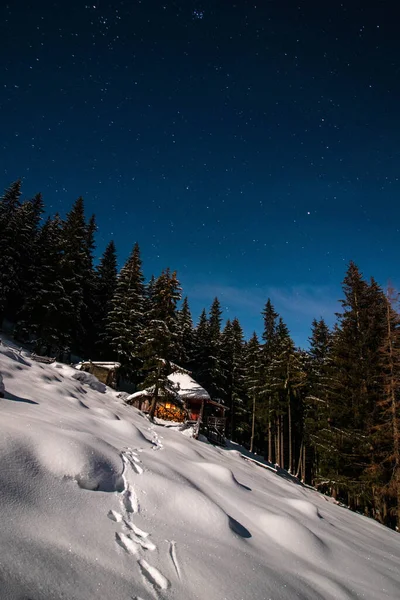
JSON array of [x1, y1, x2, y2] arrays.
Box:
[[1, 1, 399, 347]]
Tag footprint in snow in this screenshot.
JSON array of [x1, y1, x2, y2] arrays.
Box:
[[124, 519, 150, 539], [120, 450, 141, 515], [138, 559, 170, 591], [122, 449, 144, 474], [115, 532, 140, 556], [122, 486, 139, 514], [108, 448, 171, 595], [107, 509, 123, 522]]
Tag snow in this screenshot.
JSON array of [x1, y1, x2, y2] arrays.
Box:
[[0, 338, 400, 600], [77, 361, 121, 371], [126, 371, 210, 405], [168, 371, 210, 400], [72, 368, 107, 392], [128, 388, 153, 401]]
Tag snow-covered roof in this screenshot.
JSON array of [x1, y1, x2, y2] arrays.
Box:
[[168, 372, 210, 401], [126, 372, 210, 404], [79, 361, 121, 371], [127, 389, 153, 401]]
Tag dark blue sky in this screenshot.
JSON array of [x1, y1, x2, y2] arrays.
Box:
[[1, 1, 399, 346]]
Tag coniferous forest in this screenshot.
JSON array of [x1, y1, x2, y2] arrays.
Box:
[[1, 180, 399, 531]]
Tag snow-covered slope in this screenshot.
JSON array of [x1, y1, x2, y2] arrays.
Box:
[[0, 341, 399, 600]]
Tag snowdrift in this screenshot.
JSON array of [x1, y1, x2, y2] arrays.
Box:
[[0, 340, 399, 600]]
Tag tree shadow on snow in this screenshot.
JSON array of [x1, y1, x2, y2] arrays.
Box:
[[3, 391, 39, 405]]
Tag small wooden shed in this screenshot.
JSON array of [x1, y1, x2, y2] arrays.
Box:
[[78, 361, 121, 389], [126, 371, 227, 442]]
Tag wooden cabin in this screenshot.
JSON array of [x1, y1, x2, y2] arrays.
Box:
[[126, 371, 227, 443], [78, 361, 121, 389]]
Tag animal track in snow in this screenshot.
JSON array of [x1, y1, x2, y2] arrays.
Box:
[[120, 449, 141, 515], [109, 448, 170, 594], [133, 534, 156, 551], [115, 532, 140, 555], [148, 427, 163, 450], [124, 520, 150, 538], [122, 486, 139, 514], [169, 540, 181, 580], [107, 509, 123, 522], [122, 449, 144, 474], [132, 462, 143, 474], [138, 559, 170, 591]]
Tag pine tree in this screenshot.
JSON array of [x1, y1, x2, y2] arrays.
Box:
[[193, 308, 211, 386], [58, 197, 90, 358], [10, 193, 45, 326], [140, 269, 182, 420], [0, 181, 23, 324], [143, 275, 156, 327], [222, 317, 246, 440], [16, 215, 69, 355], [81, 214, 98, 358], [174, 296, 194, 368], [206, 297, 225, 399], [104, 242, 145, 382], [330, 263, 387, 507], [303, 318, 333, 484], [262, 299, 278, 353], [367, 288, 400, 528], [94, 240, 118, 358], [260, 298, 279, 461], [266, 318, 304, 471], [243, 333, 263, 453]]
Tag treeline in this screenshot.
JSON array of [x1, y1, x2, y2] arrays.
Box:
[[0, 180, 399, 531]]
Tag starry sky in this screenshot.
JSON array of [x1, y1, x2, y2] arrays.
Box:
[[1, 1, 399, 347]]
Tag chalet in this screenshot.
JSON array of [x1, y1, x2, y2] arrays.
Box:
[[77, 361, 120, 389], [127, 371, 227, 444]]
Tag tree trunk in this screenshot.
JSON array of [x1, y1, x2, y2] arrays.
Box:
[[268, 398, 272, 462], [295, 440, 303, 478], [250, 393, 256, 453], [149, 367, 160, 421], [276, 416, 280, 466], [280, 415, 284, 468], [386, 298, 400, 529], [288, 391, 292, 473]]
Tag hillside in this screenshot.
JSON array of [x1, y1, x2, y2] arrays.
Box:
[[0, 339, 399, 600]]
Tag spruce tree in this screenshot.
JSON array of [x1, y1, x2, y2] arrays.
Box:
[[193, 308, 211, 386], [222, 317, 246, 440], [16, 215, 69, 355], [266, 318, 304, 471], [330, 263, 387, 506], [174, 296, 194, 368], [81, 214, 98, 358], [0, 181, 23, 324], [367, 288, 400, 528], [58, 197, 90, 358], [244, 332, 263, 453], [104, 242, 145, 382], [260, 298, 279, 461], [303, 318, 333, 484], [9, 193, 45, 325], [140, 269, 182, 420], [262, 298, 278, 353], [94, 240, 118, 358], [206, 297, 225, 399]]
